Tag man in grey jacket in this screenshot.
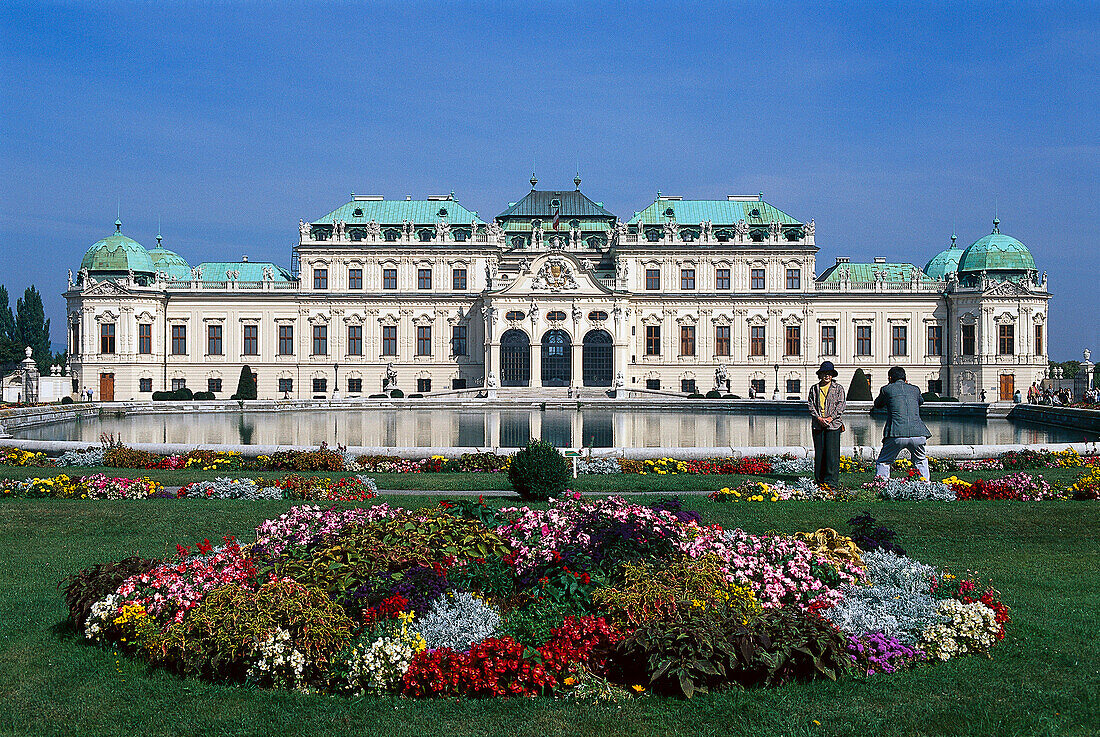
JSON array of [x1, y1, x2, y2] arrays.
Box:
[[873, 366, 932, 480]]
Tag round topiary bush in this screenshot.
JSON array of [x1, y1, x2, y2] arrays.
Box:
[[508, 439, 569, 501], [705, 390, 722, 399], [390, 389, 404, 398], [172, 387, 194, 400], [61, 396, 73, 404], [368, 393, 388, 398], [688, 393, 705, 399]]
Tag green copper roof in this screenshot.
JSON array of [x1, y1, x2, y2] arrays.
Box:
[[148, 242, 192, 281], [628, 197, 801, 225], [313, 197, 484, 225], [79, 226, 155, 274], [923, 235, 964, 280], [817, 262, 935, 283], [958, 221, 1036, 273], [194, 262, 294, 282], [497, 189, 617, 220]]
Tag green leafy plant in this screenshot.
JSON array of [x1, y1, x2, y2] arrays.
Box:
[[508, 439, 569, 501], [60, 556, 162, 628]]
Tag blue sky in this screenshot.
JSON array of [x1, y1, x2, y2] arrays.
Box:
[[1, 1, 1097, 358]]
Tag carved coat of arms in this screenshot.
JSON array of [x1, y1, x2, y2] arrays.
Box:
[[531, 257, 579, 291]]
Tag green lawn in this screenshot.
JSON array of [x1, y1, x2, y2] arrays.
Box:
[[0, 465, 1088, 492], [0, 497, 1097, 737]]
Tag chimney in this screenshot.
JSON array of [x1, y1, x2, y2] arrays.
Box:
[[874, 257, 886, 264], [835, 257, 850, 264], [242, 255, 248, 262]]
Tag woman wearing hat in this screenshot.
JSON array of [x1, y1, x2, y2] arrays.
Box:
[[807, 361, 846, 488]]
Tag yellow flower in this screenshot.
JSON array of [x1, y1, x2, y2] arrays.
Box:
[[563, 676, 577, 686], [631, 685, 646, 693]]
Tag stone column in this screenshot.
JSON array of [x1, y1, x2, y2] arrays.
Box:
[[571, 338, 583, 389]]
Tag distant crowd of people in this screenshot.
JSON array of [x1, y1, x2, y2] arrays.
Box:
[[1026, 382, 1095, 405]]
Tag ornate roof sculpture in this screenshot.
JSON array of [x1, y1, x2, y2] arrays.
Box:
[[495, 175, 617, 249]]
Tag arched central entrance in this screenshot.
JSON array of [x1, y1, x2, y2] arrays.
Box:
[[582, 329, 613, 387], [541, 329, 571, 387], [500, 329, 531, 387]]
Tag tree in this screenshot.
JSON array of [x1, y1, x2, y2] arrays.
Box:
[[848, 368, 873, 401], [15, 286, 51, 372], [0, 285, 19, 369], [232, 365, 257, 400]]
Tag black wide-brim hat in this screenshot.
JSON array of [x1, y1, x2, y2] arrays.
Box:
[[816, 361, 838, 378]]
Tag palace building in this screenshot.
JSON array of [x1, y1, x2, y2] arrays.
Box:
[[65, 177, 1050, 402]]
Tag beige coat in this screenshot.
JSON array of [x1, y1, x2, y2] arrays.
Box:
[[807, 381, 846, 431]]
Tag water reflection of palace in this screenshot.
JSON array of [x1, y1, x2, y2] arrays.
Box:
[[26, 410, 1086, 448]]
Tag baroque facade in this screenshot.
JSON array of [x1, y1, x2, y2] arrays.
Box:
[[65, 179, 1050, 402]]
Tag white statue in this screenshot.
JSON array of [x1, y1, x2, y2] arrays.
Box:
[[614, 220, 628, 244], [262, 266, 274, 281], [384, 363, 398, 390], [614, 370, 625, 390], [191, 266, 202, 281], [715, 363, 729, 391], [367, 219, 381, 241], [663, 221, 674, 241], [519, 257, 531, 272], [572, 304, 582, 322], [486, 372, 498, 388], [127, 269, 135, 283], [402, 219, 413, 240], [300, 219, 310, 242], [1085, 349, 1092, 364], [332, 220, 346, 241], [769, 221, 781, 240], [805, 218, 815, 238], [435, 220, 450, 241], [531, 221, 543, 248], [488, 221, 504, 241], [734, 219, 748, 239], [78, 268, 88, 286], [67, 269, 74, 287]]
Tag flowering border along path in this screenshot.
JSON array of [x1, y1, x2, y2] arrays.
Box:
[[63, 495, 1009, 699]]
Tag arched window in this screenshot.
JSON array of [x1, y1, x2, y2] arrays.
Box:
[[645, 228, 660, 242], [383, 228, 400, 242], [588, 310, 608, 321], [511, 235, 526, 248], [506, 310, 526, 321], [546, 310, 567, 322]]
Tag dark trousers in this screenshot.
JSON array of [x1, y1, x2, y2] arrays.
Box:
[[812, 427, 842, 487]]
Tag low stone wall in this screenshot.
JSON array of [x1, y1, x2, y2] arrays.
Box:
[[0, 404, 100, 436], [1008, 404, 1100, 434]]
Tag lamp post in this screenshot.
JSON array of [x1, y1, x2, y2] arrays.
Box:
[[773, 363, 780, 400]]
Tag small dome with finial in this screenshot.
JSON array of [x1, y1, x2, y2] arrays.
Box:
[[574, 173, 582, 189], [924, 232, 964, 280], [147, 230, 192, 282], [530, 173, 538, 189]]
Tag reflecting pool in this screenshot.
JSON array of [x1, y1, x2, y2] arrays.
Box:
[[12, 408, 1094, 448]]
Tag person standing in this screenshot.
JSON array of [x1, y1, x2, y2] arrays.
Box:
[[807, 361, 845, 488], [873, 366, 932, 480]]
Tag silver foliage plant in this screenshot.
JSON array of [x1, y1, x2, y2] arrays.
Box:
[[54, 447, 106, 467], [577, 458, 622, 475], [415, 592, 501, 652], [827, 550, 944, 645], [878, 479, 956, 501], [769, 455, 813, 474], [183, 477, 282, 500]]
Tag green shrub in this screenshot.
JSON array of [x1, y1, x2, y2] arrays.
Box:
[[407, 393, 423, 398], [848, 368, 872, 401], [368, 393, 388, 398], [688, 393, 705, 399], [151, 391, 172, 401], [61, 396, 73, 405], [192, 391, 215, 400], [231, 365, 257, 400], [705, 390, 723, 399], [508, 439, 569, 501], [501, 597, 588, 647], [389, 389, 404, 398], [103, 445, 162, 468], [172, 387, 194, 400]]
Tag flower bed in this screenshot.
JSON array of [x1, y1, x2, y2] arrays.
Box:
[[1, 474, 376, 501], [0, 474, 163, 499], [63, 495, 1008, 700]]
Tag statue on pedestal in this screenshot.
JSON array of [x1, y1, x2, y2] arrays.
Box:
[[300, 219, 310, 242], [383, 363, 398, 392]]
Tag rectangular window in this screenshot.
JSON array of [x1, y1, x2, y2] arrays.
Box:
[[452, 378, 467, 389], [312, 378, 327, 394], [313, 268, 328, 290], [645, 325, 661, 356], [207, 378, 222, 393], [278, 324, 293, 355], [856, 325, 872, 356], [785, 325, 801, 356], [786, 378, 801, 395], [416, 325, 431, 356], [417, 268, 432, 290], [137, 323, 151, 354], [348, 268, 363, 290], [927, 325, 943, 356], [347, 378, 362, 394], [99, 323, 116, 354], [961, 324, 976, 355], [891, 325, 907, 356], [171, 324, 186, 355], [278, 378, 293, 394], [715, 325, 730, 356], [451, 325, 467, 356], [750, 378, 765, 395], [242, 324, 258, 355], [138, 378, 152, 393], [680, 268, 695, 290], [928, 379, 943, 394], [681, 379, 696, 394], [417, 378, 431, 393], [999, 324, 1015, 355], [347, 325, 362, 355], [821, 325, 837, 356], [646, 378, 661, 390], [750, 268, 766, 290], [382, 268, 397, 290], [382, 325, 397, 356], [1035, 324, 1043, 355], [171, 378, 186, 391], [207, 324, 223, 355], [645, 268, 660, 290], [750, 326, 766, 356], [452, 268, 467, 290], [680, 326, 695, 356], [312, 325, 327, 356], [715, 268, 730, 290], [786, 268, 801, 290]]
